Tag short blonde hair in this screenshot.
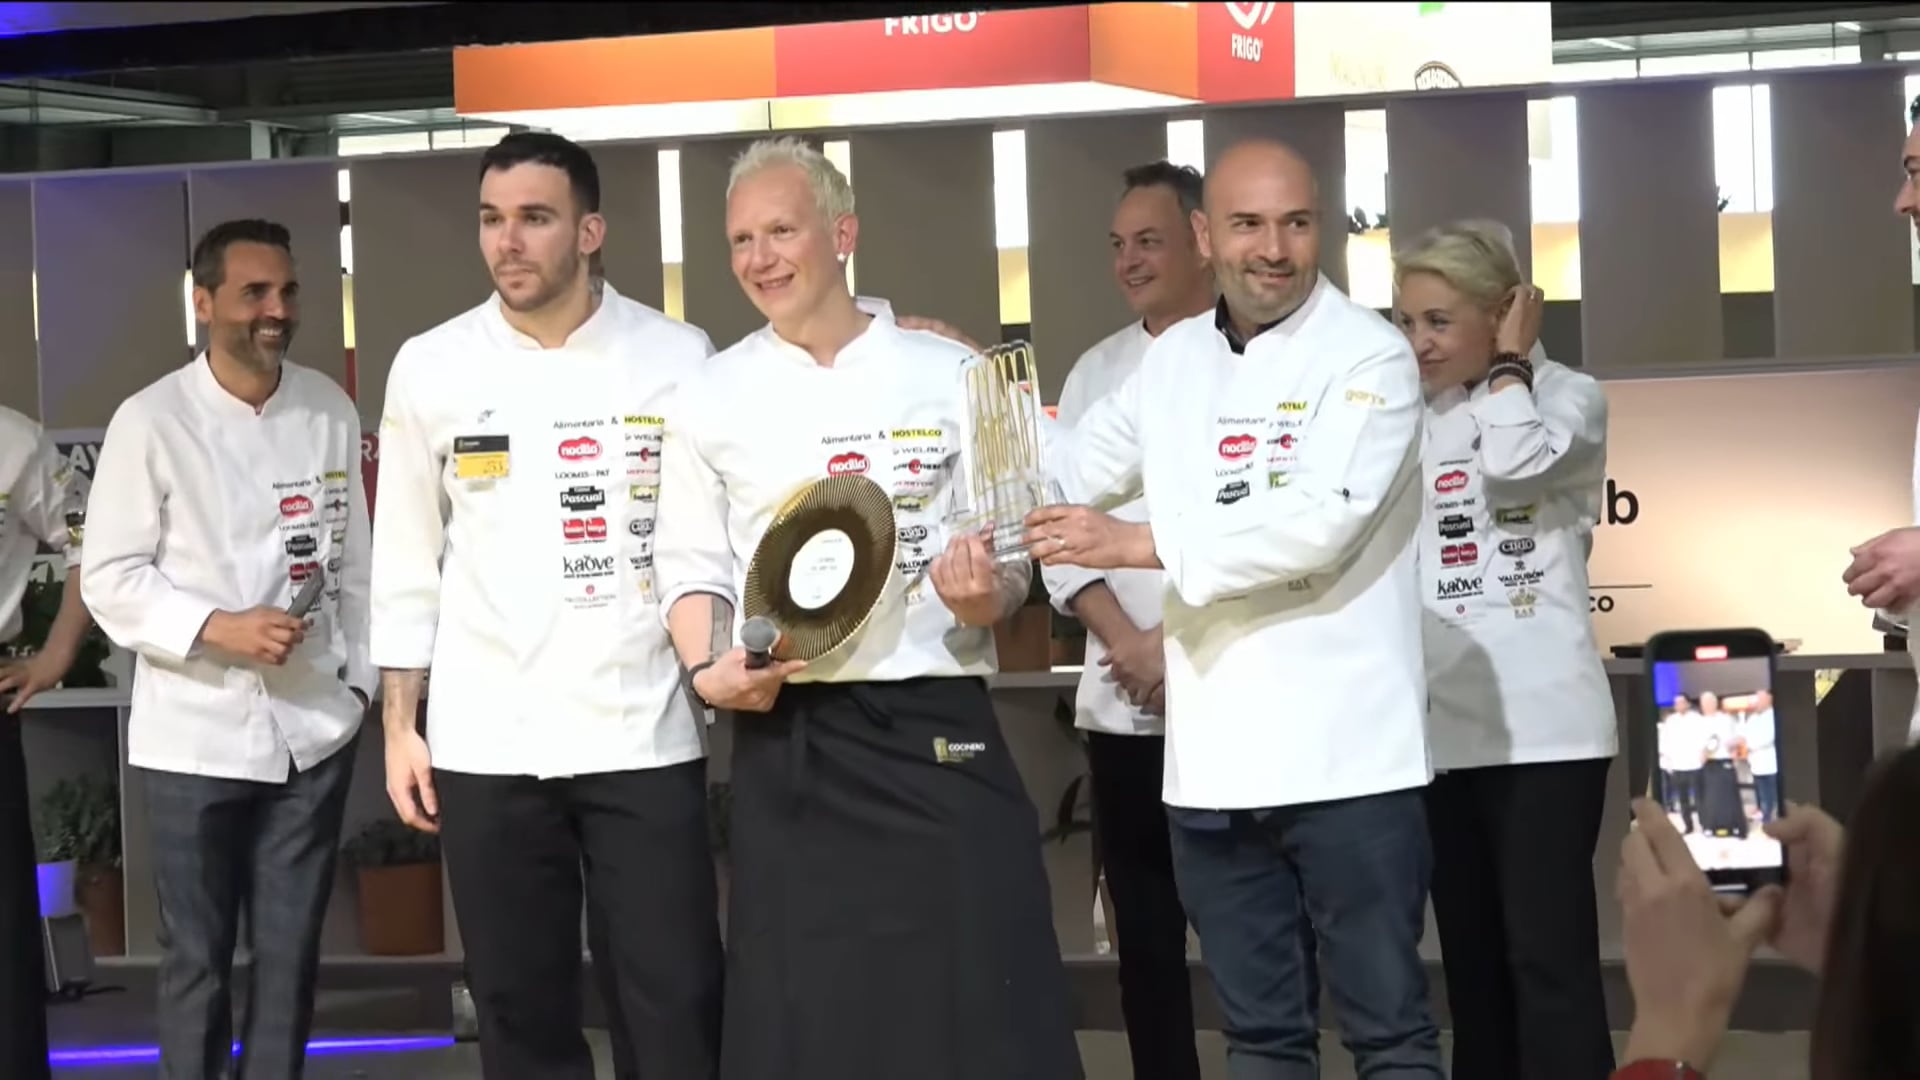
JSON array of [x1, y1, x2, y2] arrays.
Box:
[[1392, 219, 1523, 308], [728, 136, 856, 221]]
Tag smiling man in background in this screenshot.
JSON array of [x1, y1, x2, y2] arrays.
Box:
[[1043, 159, 1214, 1080], [82, 219, 372, 1080]]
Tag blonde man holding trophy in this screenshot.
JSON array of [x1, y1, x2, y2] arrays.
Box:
[[1023, 138, 1444, 1078], [652, 135, 1080, 1080]]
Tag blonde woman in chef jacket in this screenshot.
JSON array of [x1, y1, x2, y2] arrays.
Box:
[[1393, 220, 1617, 1080]]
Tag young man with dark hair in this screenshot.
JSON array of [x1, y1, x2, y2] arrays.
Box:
[[82, 217, 372, 1080], [371, 130, 725, 1078], [1041, 159, 1214, 1080]]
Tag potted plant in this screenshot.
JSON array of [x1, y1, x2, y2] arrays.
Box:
[[7, 575, 114, 686], [340, 818, 442, 956], [34, 774, 123, 956]]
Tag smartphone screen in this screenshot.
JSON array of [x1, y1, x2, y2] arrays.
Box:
[[1643, 628, 1785, 893]]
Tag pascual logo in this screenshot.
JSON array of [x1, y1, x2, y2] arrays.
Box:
[[1216, 479, 1251, 505], [560, 486, 606, 511], [1434, 470, 1467, 494], [1437, 514, 1472, 540], [1498, 537, 1536, 557], [1218, 434, 1257, 460], [1225, 1, 1277, 29], [558, 436, 602, 462], [279, 495, 313, 518], [827, 452, 870, 476], [285, 535, 317, 558]]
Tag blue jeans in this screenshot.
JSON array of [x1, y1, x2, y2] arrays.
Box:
[[1753, 772, 1780, 823], [1168, 788, 1442, 1080]]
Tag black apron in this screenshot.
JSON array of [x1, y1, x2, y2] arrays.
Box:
[[720, 677, 1082, 1080], [1698, 760, 1748, 837], [0, 718, 50, 1080]]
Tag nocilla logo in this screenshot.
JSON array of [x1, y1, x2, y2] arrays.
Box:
[[933, 737, 986, 764]]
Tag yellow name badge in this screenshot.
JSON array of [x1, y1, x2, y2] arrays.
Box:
[[452, 434, 511, 480]]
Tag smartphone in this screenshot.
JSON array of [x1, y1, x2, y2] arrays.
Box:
[[1642, 628, 1786, 894], [287, 567, 326, 619]]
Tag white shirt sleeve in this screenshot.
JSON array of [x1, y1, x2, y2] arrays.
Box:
[[15, 428, 83, 568], [79, 405, 221, 663], [1041, 351, 1109, 615], [654, 378, 738, 623], [1474, 373, 1607, 489], [336, 411, 376, 700], [1050, 362, 1147, 513], [1153, 340, 1421, 608], [368, 344, 450, 669]]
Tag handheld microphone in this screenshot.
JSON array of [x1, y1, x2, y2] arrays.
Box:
[[741, 617, 779, 670]]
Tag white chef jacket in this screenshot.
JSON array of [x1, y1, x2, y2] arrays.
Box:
[[1741, 707, 1777, 775], [654, 297, 1027, 684], [370, 284, 713, 780], [1657, 710, 1696, 773], [1043, 321, 1166, 737], [0, 406, 83, 646], [1420, 357, 1618, 770], [1047, 277, 1432, 811], [1700, 711, 1736, 761], [80, 357, 373, 783]]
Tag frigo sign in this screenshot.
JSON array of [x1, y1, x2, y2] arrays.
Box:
[[1586, 366, 1920, 655]]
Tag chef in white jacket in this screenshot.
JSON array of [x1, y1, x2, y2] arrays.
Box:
[[1043, 160, 1214, 1080], [80, 219, 371, 1080], [1845, 93, 1920, 744], [1738, 689, 1780, 823], [652, 135, 1079, 1080], [1392, 220, 1616, 1080], [0, 406, 91, 1080], [1024, 138, 1443, 1078], [369, 132, 723, 1079]]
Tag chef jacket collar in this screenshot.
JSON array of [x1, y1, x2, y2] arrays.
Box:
[[758, 294, 898, 371], [481, 280, 625, 352], [1214, 274, 1328, 355], [188, 351, 287, 420]]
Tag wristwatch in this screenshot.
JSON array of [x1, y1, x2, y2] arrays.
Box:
[[1614, 1060, 1705, 1079], [683, 658, 718, 710]]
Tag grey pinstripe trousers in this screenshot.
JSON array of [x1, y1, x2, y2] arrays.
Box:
[[141, 742, 354, 1080]]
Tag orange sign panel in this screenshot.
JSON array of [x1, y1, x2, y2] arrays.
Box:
[[451, 5, 1303, 114], [773, 7, 1095, 97]]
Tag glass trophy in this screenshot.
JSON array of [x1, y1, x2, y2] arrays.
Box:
[[948, 341, 1064, 564]]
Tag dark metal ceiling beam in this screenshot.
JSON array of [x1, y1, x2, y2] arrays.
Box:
[[1552, 1, 1919, 39]]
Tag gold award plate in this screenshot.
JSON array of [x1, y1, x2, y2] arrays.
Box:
[[742, 474, 899, 662]]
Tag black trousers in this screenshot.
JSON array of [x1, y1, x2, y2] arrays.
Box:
[[436, 759, 723, 1080], [143, 744, 357, 1080], [1667, 768, 1702, 831], [1084, 732, 1200, 1080], [722, 677, 1081, 1080], [0, 720, 49, 1080], [1424, 759, 1615, 1080]]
